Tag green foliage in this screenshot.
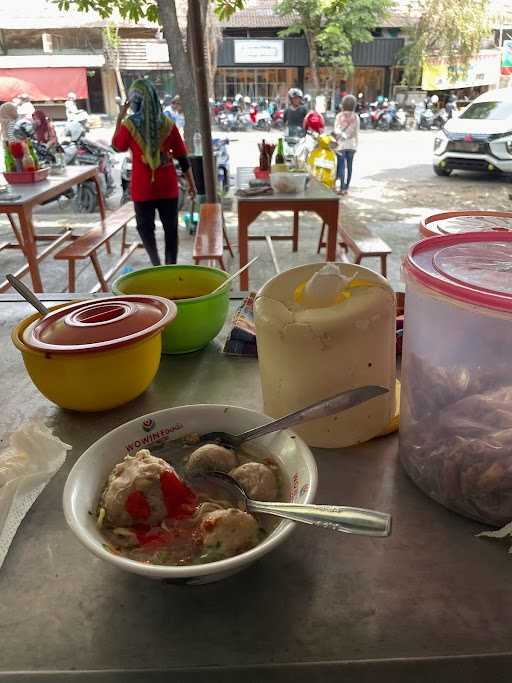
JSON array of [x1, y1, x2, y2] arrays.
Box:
[[402, 0, 491, 86], [276, 0, 392, 77], [56, 0, 243, 22], [103, 22, 120, 50], [55, 0, 158, 23]]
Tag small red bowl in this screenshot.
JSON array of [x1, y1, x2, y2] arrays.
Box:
[[254, 168, 270, 180]]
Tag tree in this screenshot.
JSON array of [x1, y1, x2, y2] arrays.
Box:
[[275, 0, 392, 96], [402, 0, 490, 86], [56, 0, 218, 145]]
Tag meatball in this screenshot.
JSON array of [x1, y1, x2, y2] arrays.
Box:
[[200, 508, 259, 557], [229, 462, 278, 501], [101, 449, 174, 527], [186, 443, 237, 476]]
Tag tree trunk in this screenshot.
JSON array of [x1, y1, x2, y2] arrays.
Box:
[[156, 0, 199, 149], [305, 30, 321, 95]]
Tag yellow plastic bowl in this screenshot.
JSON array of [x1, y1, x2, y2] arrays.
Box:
[[12, 305, 164, 412]]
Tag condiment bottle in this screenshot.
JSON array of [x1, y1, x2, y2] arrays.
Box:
[[21, 142, 36, 172], [254, 262, 396, 448]]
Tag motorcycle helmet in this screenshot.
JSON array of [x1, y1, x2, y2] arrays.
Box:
[[288, 88, 303, 101], [430, 94, 439, 105], [244, 96, 251, 104], [67, 92, 77, 100], [304, 93, 311, 104]]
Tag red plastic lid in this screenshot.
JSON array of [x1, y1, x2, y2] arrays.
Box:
[[436, 215, 512, 235], [405, 233, 512, 313], [23, 295, 176, 353]]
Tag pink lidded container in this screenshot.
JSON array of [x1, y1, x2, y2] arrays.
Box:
[[400, 233, 512, 526]]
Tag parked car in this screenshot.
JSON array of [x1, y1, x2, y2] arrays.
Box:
[[433, 87, 512, 177]]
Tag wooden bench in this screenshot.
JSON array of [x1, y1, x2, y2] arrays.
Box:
[[318, 221, 392, 277], [54, 202, 140, 293], [193, 203, 233, 270]]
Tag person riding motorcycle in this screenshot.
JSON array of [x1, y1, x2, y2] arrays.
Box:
[[283, 88, 308, 136]]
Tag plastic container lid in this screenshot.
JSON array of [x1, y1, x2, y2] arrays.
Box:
[[405, 233, 512, 313], [435, 215, 512, 235], [22, 295, 176, 354]]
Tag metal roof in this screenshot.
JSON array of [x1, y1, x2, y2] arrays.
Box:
[[0, 0, 151, 30]]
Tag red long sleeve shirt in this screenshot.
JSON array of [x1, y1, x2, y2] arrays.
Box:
[[112, 122, 188, 202]]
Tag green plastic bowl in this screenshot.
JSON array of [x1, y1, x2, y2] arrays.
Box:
[[113, 265, 230, 354]]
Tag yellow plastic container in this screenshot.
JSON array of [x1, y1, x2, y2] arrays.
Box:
[[307, 134, 337, 189], [12, 307, 164, 412]]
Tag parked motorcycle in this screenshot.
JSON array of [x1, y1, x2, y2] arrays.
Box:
[[213, 137, 231, 193], [390, 105, 407, 131], [417, 104, 435, 130], [432, 107, 449, 129], [272, 109, 284, 130], [60, 120, 117, 213], [359, 107, 371, 130]]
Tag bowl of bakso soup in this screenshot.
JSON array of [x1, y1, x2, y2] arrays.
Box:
[[63, 404, 317, 584]]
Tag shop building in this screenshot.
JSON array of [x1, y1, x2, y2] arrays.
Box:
[[216, 0, 408, 103], [0, 0, 172, 117]]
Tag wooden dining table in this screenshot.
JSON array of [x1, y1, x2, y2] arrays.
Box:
[[236, 168, 339, 290], [2, 293, 512, 682], [0, 166, 106, 293]]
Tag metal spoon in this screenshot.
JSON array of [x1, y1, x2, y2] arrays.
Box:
[[190, 471, 392, 537], [6, 274, 49, 316], [199, 385, 388, 449]]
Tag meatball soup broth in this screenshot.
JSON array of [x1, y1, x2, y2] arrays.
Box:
[[63, 404, 317, 584]]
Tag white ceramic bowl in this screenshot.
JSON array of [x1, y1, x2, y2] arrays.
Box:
[[63, 404, 318, 585]]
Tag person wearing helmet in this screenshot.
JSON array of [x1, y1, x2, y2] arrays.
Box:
[[334, 94, 359, 195], [18, 94, 35, 119], [283, 88, 307, 135], [65, 92, 79, 120]]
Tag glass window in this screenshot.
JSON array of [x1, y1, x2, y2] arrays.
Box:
[[460, 101, 512, 120]]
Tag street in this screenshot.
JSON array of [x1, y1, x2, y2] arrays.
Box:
[[1, 126, 510, 293]]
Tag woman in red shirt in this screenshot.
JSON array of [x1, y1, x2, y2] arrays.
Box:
[[112, 79, 196, 265]]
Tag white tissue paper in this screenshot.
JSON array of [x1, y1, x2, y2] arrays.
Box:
[[477, 521, 512, 554], [0, 417, 71, 568]]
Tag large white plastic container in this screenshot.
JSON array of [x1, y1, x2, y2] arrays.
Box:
[[400, 233, 512, 526], [254, 262, 396, 448]]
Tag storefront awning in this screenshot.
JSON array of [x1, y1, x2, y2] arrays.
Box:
[[0, 67, 89, 101]]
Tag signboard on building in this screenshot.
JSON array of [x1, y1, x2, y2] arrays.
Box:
[[421, 50, 500, 90], [234, 40, 284, 64], [145, 42, 170, 64], [502, 40, 512, 75]]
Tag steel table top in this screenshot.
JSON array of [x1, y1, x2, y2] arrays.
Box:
[[1, 298, 511, 682]]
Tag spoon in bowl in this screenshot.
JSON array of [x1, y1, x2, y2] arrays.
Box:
[[6, 274, 49, 316], [189, 471, 392, 537], [199, 384, 388, 449]]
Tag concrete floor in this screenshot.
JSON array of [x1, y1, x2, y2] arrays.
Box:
[[1, 128, 510, 295]]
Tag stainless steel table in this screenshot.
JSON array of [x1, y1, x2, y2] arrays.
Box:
[[1, 297, 511, 682]]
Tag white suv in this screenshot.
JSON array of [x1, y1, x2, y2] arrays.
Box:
[[433, 87, 512, 177]]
